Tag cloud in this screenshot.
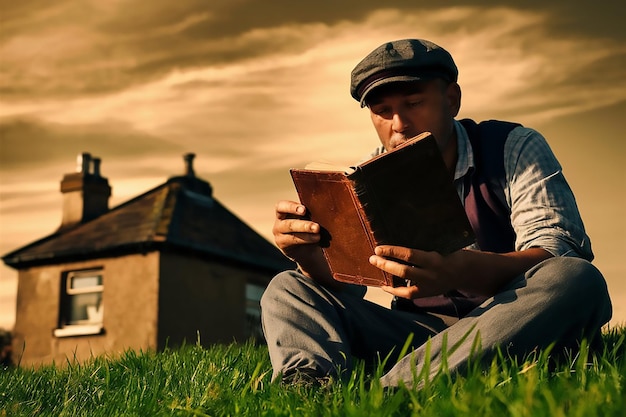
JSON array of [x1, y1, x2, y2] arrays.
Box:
[[2, 1, 624, 101], [0, 117, 184, 172], [0, 0, 322, 99], [443, 8, 626, 122], [1, 7, 625, 188]]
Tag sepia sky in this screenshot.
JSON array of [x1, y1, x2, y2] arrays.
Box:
[[1, 1, 625, 329]]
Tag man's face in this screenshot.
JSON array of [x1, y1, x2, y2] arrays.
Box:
[[366, 79, 461, 152]]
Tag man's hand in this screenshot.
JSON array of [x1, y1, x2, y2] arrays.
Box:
[[273, 200, 334, 284], [273, 200, 320, 257], [370, 245, 552, 300], [369, 246, 455, 299]]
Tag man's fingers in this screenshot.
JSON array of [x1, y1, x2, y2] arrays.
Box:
[[374, 245, 412, 262], [374, 245, 439, 267], [275, 200, 306, 219], [369, 254, 424, 280], [275, 218, 319, 235], [381, 285, 420, 299], [276, 231, 320, 247]]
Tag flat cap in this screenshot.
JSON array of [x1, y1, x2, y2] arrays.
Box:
[[350, 39, 458, 106]]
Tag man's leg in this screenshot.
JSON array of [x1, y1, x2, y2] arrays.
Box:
[[260, 270, 449, 381], [380, 257, 613, 387]]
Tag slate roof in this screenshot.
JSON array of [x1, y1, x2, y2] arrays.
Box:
[[3, 174, 294, 273]]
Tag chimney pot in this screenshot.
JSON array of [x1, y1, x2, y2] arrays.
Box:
[[92, 158, 102, 177], [77, 152, 92, 174], [184, 153, 196, 177]]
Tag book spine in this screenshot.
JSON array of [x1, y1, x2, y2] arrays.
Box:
[[350, 168, 389, 246], [347, 178, 393, 286], [347, 177, 378, 250]]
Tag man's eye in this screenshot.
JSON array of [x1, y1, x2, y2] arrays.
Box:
[[372, 107, 392, 116], [408, 100, 422, 107]]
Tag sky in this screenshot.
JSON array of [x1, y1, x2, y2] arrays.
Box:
[[1, 1, 625, 330]]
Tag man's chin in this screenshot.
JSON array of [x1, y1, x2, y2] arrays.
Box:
[[389, 136, 410, 149]]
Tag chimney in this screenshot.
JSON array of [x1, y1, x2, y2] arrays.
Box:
[[58, 152, 112, 231], [167, 153, 212, 196]]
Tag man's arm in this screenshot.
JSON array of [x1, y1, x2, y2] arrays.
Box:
[[374, 127, 586, 300], [506, 128, 593, 260]]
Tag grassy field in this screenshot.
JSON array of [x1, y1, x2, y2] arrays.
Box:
[[1, 327, 624, 417]]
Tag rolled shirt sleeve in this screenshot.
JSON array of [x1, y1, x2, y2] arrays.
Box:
[[504, 127, 593, 260]]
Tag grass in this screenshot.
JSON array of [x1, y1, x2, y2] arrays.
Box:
[[1, 327, 624, 417]]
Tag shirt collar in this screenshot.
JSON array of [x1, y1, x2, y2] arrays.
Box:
[[453, 119, 474, 183], [368, 120, 475, 180]]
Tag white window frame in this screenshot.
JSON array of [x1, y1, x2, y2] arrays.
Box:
[[54, 269, 104, 338], [244, 283, 265, 340]]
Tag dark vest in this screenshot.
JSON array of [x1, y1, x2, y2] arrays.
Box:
[[395, 119, 521, 318]]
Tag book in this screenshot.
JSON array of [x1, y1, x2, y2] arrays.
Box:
[[290, 132, 475, 287]]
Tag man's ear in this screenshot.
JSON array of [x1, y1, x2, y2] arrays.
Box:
[[446, 82, 462, 117]]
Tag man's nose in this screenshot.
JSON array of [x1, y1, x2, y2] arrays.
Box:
[[392, 111, 410, 133]]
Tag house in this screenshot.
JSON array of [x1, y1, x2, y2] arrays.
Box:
[[2, 153, 294, 367]]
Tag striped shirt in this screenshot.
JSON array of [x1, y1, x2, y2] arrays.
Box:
[[369, 120, 593, 259]]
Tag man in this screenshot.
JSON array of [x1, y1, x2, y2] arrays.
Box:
[[261, 38, 612, 387]]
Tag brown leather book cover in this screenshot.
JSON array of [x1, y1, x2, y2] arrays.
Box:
[[290, 132, 475, 287]]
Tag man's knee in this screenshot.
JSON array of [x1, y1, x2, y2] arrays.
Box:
[[536, 257, 605, 290], [261, 270, 296, 308], [260, 270, 315, 311], [530, 257, 612, 318]]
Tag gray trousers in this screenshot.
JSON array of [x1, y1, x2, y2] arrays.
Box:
[[260, 257, 612, 387]]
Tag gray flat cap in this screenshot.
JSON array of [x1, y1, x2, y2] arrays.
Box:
[[350, 39, 458, 106]]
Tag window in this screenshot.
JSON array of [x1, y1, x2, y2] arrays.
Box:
[[54, 269, 104, 337], [245, 283, 265, 341]]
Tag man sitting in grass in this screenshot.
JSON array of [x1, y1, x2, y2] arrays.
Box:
[[261, 38, 613, 387]]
